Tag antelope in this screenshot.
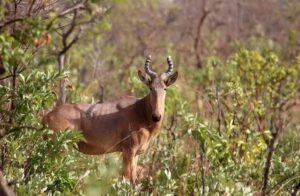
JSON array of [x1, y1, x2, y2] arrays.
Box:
[[43, 55, 178, 183]]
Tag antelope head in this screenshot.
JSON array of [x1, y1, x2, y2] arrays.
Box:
[[138, 55, 178, 123]]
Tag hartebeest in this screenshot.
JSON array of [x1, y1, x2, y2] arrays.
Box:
[[43, 55, 178, 183]]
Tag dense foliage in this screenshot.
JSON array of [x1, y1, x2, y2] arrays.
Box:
[[0, 0, 299, 195]]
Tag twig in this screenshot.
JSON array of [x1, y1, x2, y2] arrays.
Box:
[[0, 68, 25, 81], [0, 0, 88, 30], [56, 10, 85, 104], [27, 0, 37, 16], [193, 7, 210, 68], [8, 65, 18, 123], [199, 141, 206, 194], [0, 123, 46, 139], [57, 0, 87, 18], [0, 18, 23, 29], [261, 109, 282, 195], [215, 85, 222, 136]]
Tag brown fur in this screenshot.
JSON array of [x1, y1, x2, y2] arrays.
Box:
[[44, 65, 178, 183]]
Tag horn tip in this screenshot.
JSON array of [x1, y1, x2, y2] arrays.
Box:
[[147, 54, 151, 59]]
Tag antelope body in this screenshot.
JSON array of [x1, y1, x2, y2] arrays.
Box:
[[44, 55, 178, 183]]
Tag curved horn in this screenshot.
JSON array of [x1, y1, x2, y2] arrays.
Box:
[[165, 56, 174, 76], [144, 55, 157, 78]]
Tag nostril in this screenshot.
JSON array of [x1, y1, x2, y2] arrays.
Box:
[[152, 115, 161, 122]]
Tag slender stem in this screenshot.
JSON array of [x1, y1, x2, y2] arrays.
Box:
[[261, 118, 279, 195], [216, 85, 222, 136], [199, 141, 206, 194], [9, 66, 18, 123], [58, 54, 66, 105]]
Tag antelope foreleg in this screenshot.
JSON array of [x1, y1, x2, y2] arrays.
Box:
[[122, 150, 138, 184], [132, 155, 139, 182]]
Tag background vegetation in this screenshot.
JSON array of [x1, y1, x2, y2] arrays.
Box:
[[0, 0, 299, 195]]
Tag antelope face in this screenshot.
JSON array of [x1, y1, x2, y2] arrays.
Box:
[[138, 55, 178, 123]]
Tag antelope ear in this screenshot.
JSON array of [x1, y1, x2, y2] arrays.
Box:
[[165, 71, 178, 86], [138, 70, 150, 85]]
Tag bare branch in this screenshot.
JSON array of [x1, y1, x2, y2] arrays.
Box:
[[27, 0, 37, 16], [62, 10, 78, 47], [60, 27, 84, 55], [193, 7, 211, 68], [0, 18, 23, 29], [215, 85, 222, 136], [65, 27, 83, 50], [0, 68, 25, 81], [57, 0, 87, 17], [0, 0, 88, 30], [53, 6, 113, 31]]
